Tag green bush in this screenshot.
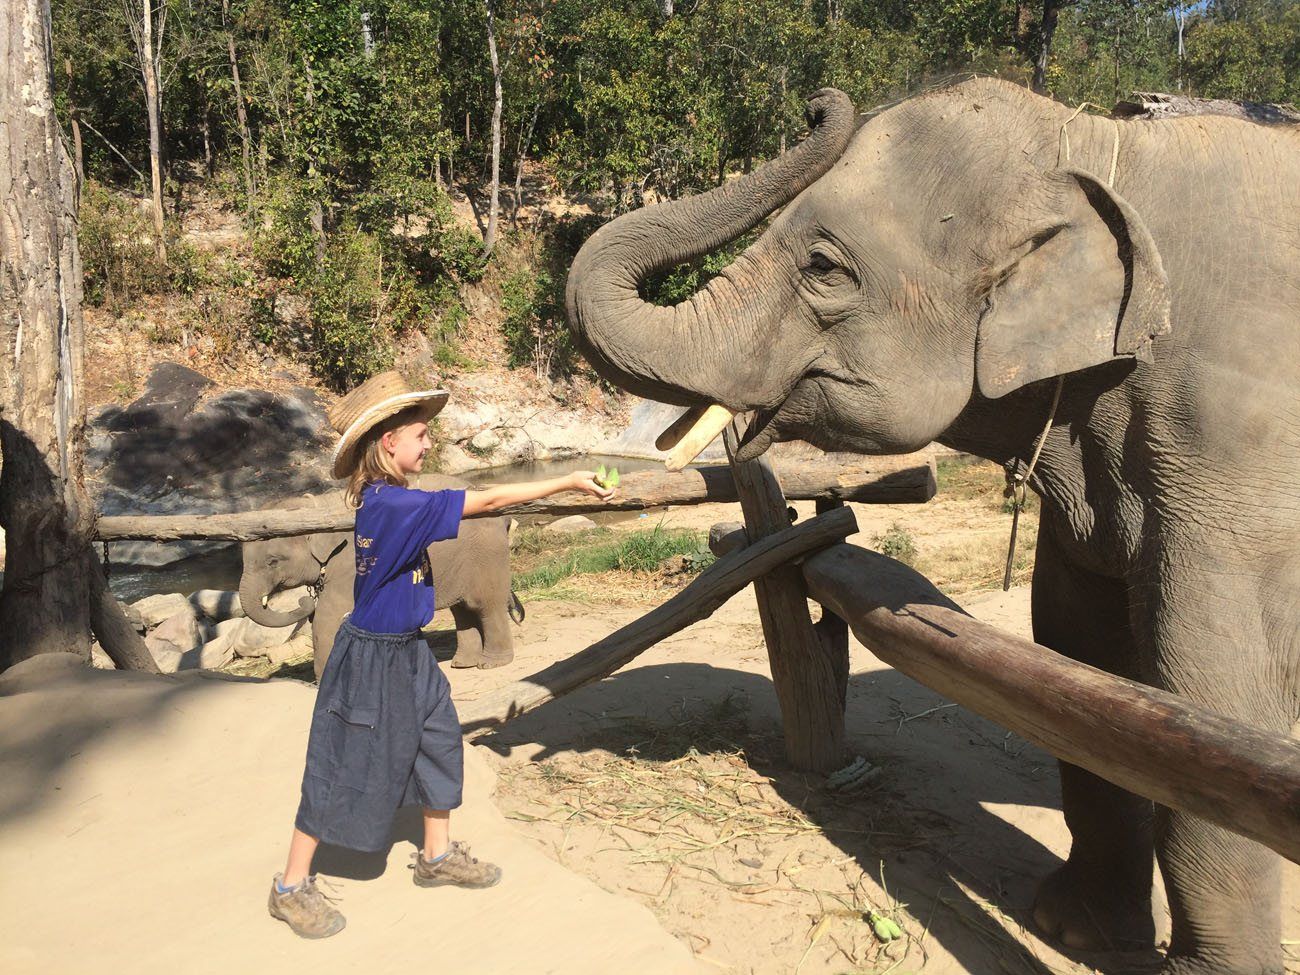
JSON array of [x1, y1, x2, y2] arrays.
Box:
[[78, 181, 169, 309], [873, 524, 918, 566], [500, 267, 575, 377]]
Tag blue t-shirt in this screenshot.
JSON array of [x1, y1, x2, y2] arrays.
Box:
[[350, 482, 466, 634]]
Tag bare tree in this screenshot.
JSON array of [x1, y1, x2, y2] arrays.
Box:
[[1, 0, 157, 673], [122, 0, 168, 261], [1032, 0, 1074, 93], [222, 0, 255, 200], [482, 0, 503, 256]]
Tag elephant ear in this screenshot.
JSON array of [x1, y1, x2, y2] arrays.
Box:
[[975, 167, 1171, 399], [309, 532, 349, 566]]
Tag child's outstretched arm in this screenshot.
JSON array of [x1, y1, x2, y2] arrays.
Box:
[[462, 470, 615, 516]]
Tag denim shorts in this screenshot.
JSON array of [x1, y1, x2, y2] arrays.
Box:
[[295, 619, 463, 852]]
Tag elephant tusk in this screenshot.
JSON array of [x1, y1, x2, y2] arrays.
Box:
[[262, 594, 270, 608], [664, 404, 735, 472], [655, 405, 708, 452]]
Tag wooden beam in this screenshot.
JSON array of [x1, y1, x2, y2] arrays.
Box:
[[801, 543, 1300, 865], [458, 505, 858, 738], [724, 422, 848, 772], [93, 457, 933, 542]]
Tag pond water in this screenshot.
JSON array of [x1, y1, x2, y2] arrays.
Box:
[[104, 453, 684, 603]]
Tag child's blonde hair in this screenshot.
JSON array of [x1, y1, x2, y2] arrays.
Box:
[[342, 407, 426, 507]]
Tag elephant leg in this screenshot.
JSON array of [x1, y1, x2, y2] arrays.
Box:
[[476, 604, 515, 670], [1030, 516, 1156, 951], [448, 603, 484, 669], [1132, 536, 1290, 975]]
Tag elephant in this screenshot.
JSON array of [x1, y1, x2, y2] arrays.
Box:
[[239, 474, 523, 679], [566, 79, 1300, 975]]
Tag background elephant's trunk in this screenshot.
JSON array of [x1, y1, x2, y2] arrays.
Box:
[[239, 576, 315, 629], [565, 88, 856, 407]]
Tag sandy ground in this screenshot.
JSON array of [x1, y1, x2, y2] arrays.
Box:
[[1, 493, 1295, 974]]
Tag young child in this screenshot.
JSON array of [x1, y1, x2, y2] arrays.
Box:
[[269, 371, 615, 938]]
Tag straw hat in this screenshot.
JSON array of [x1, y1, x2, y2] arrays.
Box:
[[327, 371, 448, 479]]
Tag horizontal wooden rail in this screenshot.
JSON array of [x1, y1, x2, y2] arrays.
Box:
[[94, 457, 932, 542], [800, 543, 1300, 865], [458, 505, 858, 737]]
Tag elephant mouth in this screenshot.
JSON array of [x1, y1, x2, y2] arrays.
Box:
[[734, 378, 820, 463]]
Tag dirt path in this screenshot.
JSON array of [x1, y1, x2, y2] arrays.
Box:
[[0, 656, 698, 975], [2, 484, 1295, 974]]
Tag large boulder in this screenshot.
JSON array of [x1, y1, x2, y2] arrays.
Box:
[[88, 363, 335, 567], [189, 589, 243, 622], [131, 593, 193, 629], [544, 514, 598, 535], [145, 605, 207, 656]]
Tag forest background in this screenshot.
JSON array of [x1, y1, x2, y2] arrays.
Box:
[[55, 0, 1299, 395]]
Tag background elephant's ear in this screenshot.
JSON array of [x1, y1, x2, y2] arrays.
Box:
[[975, 167, 1171, 399], [309, 532, 349, 565]]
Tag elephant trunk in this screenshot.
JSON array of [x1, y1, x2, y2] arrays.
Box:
[[239, 575, 315, 629], [565, 88, 856, 408]]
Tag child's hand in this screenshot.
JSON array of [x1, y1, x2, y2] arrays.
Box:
[[569, 470, 617, 501]]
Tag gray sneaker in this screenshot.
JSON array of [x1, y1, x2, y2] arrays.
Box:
[[268, 873, 346, 939], [411, 841, 502, 889]]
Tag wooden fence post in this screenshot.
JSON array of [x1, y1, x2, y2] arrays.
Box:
[[724, 419, 848, 772]]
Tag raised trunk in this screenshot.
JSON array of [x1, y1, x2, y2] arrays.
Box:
[[565, 89, 856, 408], [0, 0, 95, 668], [239, 576, 315, 629]]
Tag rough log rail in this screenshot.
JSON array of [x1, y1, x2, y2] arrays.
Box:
[[93, 456, 933, 542], [801, 544, 1300, 866], [458, 505, 858, 736]]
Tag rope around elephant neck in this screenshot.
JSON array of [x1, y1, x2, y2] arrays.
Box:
[[1001, 106, 1121, 591]]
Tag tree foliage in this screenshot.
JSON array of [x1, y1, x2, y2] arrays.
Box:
[[51, 0, 1300, 387]]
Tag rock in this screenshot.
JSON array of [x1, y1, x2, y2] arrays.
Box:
[[179, 637, 237, 671], [90, 642, 116, 670], [131, 593, 193, 629], [189, 589, 243, 621], [87, 363, 335, 567], [147, 644, 183, 674], [232, 616, 299, 657], [469, 428, 501, 453], [147, 605, 207, 653], [545, 515, 598, 535]]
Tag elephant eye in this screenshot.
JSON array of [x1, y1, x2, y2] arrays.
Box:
[[803, 245, 856, 287]]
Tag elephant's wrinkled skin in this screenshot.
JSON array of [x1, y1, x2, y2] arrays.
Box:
[[239, 474, 522, 678], [567, 79, 1300, 974]]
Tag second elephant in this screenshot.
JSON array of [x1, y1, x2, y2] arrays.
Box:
[[239, 474, 522, 678]]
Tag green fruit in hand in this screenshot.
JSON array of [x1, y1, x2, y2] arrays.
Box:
[[594, 464, 609, 488], [608, 467, 620, 487]]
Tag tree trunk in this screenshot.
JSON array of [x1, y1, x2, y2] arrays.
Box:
[[201, 102, 213, 178], [140, 0, 166, 262], [301, 57, 326, 266], [1032, 0, 1063, 94], [222, 0, 255, 201], [482, 0, 503, 256], [0, 0, 96, 669], [510, 98, 540, 231]]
